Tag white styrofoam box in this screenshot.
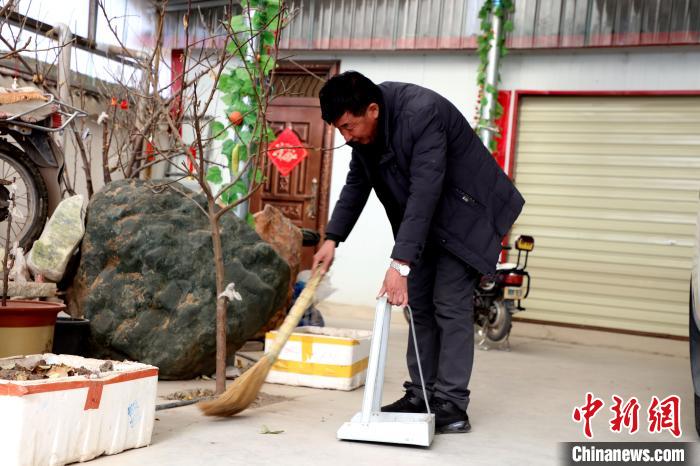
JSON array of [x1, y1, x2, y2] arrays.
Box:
[[265, 326, 372, 390], [0, 353, 158, 466]]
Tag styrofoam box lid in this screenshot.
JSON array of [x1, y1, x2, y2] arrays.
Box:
[[268, 326, 372, 341], [0, 353, 158, 388]]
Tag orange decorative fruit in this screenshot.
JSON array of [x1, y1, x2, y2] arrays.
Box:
[[228, 111, 244, 126]]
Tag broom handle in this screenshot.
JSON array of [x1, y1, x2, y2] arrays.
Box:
[[266, 267, 325, 361]]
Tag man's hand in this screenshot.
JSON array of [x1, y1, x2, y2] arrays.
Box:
[[378, 264, 408, 307], [313, 239, 336, 273]]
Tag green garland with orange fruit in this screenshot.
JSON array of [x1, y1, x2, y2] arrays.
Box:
[[206, 0, 286, 225]]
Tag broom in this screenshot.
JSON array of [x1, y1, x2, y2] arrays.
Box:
[[198, 267, 325, 416]]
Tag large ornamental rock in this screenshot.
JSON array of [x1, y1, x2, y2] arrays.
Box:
[[253, 204, 303, 335], [71, 179, 290, 379]]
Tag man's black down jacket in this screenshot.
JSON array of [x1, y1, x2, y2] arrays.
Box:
[[325, 82, 525, 275]]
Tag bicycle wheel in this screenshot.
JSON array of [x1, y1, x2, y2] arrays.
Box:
[[0, 143, 49, 250]]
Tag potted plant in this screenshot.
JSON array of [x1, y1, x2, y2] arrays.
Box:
[[0, 178, 64, 358], [52, 314, 91, 356]]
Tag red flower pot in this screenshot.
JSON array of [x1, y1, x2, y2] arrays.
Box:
[[0, 301, 65, 358]]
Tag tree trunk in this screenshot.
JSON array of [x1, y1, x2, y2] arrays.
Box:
[[71, 123, 94, 198], [2, 207, 11, 306], [101, 120, 112, 184], [208, 199, 227, 395]]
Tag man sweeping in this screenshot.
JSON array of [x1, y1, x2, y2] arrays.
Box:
[[312, 71, 525, 434]]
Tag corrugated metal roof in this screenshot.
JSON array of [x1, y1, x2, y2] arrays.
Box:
[[279, 0, 483, 50], [278, 0, 700, 51], [511, 0, 700, 48], [163, 0, 233, 12], [161, 0, 700, 50], [162, 3, 238, 49]]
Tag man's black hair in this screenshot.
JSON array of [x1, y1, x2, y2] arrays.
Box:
[[319, 71, 382, 124]]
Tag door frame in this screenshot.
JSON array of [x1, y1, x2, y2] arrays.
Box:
[[268, 60, 340, 238]]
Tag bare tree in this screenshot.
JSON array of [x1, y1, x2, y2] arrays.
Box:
[[0, 0, 121, 199], [96, 0, 294, 394], [1, 0, 312, 394]]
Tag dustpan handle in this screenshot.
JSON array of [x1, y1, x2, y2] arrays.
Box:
[[266, 267, 325, 361]]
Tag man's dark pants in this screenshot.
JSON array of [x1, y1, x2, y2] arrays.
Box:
[[404, 241, 480, 412]]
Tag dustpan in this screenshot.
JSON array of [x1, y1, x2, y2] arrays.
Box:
[[337, 297, 435, 447]]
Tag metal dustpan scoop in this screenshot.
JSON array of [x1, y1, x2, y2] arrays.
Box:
[[337, 297, 435, 447]]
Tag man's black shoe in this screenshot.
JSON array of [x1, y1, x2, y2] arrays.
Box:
[[430, 397, 471, 434], [381, 392, 428, 413]]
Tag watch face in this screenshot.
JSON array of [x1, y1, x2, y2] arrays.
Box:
[[399, 264, 410, 276]]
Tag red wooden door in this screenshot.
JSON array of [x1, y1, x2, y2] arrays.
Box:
[[250, 100, 327, 269]]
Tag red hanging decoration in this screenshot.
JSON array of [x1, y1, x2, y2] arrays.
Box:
[[187, 146, 197, 174], [145, 141, 155, 162], [267, 128, 308, 177], [51, 112, 62, 129]]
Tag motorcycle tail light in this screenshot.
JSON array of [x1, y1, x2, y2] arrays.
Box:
[[51, 112, 62, 128], [504, 273, 523, 286]]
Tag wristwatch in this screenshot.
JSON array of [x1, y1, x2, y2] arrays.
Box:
[[390, 260, 411, 277]]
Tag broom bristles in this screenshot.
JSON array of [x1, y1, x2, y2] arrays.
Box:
[[198, 355, 273, 416], [198, 268, 325, 418]]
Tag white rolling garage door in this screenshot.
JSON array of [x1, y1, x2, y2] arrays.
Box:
[[510, 95, 700, 337]]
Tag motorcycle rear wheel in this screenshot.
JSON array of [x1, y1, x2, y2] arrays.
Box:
[[483, 299, 512, 343], [0, 143, 49, 250]]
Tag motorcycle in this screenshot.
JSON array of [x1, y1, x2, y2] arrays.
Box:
[[0, 90, 85, 248], [474, 235, 534, 348], [401, 235, 535, 348]]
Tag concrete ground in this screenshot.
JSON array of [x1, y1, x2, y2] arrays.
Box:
[[90, 302, 696, 466]]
